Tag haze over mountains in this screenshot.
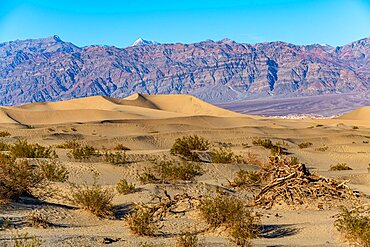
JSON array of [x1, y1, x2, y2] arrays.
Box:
[[0, 35, 369, 114]]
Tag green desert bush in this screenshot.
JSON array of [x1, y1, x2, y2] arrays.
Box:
[[252, 138, 274, 149], [67, 145, 99, 161], [0, 131, 10, 138], [138, 169, 160, 184], [0, 157, 45, 200], [10, 140, 57, 159], [116, 179, 135, 194], [199, 195, 260, 246], [0, 141, 10, 151], [176, 231, 199, 247], [56, 140, 81, 149], [335, 207, 370, 246], [329, 163, 353, 171], [298, 142, 313, 149], [38, 160, 69, 182], [127, 207, 157, 236], [155, 159, 202, 182], [68, 183, 114, 218], [104, 151, 128, 165], [232, 170, 261, 188], [170, 135, 210, 161], [210, 148, 240, 164]]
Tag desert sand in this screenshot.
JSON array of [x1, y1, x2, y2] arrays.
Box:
[[0, 93, 369, 246]]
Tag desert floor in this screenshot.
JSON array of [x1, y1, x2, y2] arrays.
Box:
[[0, 95, 369, 246]]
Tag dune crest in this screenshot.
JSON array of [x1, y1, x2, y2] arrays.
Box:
[[337, 106, 370, 120], [0, 93, 243, 125]]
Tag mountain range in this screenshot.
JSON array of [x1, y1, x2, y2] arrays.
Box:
[[0, 35, 369, 108]]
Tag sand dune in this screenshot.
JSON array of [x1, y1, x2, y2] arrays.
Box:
[[0, 94, 242, 125], [337, 106, 370, 120]]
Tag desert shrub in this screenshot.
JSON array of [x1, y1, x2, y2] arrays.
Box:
[[252, 138, 274, 149], [232, 170, 261, 188], [127, 207, 157, 236], [104, 151, 128, 165], [10, 140, 57, 159], [116, 179, 135, 194], [199, 195, 260, 246], [253, 138, 286, 156], [26, 210, 49, 228], [243, 151, 262, 166], [329, 163, 353, 171], [38, 160, 69, 182], [170, 135, 210, 161], [0, 131, 10, 138], [352, 126, 359, 130], [368, 164, 370, 172], [0, 141, 10, 151], [155, 160, 202, 181], [0, 158, 45, 200], [210, 148, 239, 164], [335, 207, 370, 246], [298, 142, 313, 149], [68, 183, 114, 218], [113, 144, 130, 151], [70, 127, 77, 132], [67, 145, 99, 161], [315, 145, 328, 152], [290, 156, 300, 166], [56, 140, 81, 149], [177, 231, 199, 247], [1, 231, 43, 247], [138, 169, 160, 184]]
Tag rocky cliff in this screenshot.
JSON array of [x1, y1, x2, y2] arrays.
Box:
[[0, 35, 369, 105]]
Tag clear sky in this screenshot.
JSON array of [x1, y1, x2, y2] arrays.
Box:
[[1, 0, 370, 47]]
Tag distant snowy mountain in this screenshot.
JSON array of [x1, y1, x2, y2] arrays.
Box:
[[131, 38, 160, 46]]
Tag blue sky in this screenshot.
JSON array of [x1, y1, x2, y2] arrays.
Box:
[[0, 0, 370, 47]]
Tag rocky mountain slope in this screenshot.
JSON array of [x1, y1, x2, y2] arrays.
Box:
[[0, 35, 369, 106]]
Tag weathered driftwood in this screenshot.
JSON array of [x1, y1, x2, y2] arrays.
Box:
[[254, 156, 357, 209]]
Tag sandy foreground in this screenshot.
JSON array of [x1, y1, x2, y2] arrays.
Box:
[[0, 94, 369, 246]]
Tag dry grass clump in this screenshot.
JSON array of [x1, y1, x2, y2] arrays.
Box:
[[255, 155, 357, 209], [116, 179, 135, 194], [127, 207, 157, 236], [0, 131, 11, 137], [170, 135, 210, 161], [68, 183, 114, 218], [38, 160, 69, 182], [335, 205, 370, 246], [2, 231, 43, 247], [329, 163, 353, 171], [242, 151, 262, 166], [176, 231, 199, 247], [10, 140, 57, 159], [104, 151, 128, 165], [147, 159, 203, 182], [315, 145, 328, 152], [210, 148, 241, 164], [26, 210, 50, 228], [0, 156, 45, 200], [139, 169, 161, 184], [67, 145, 100, 161], [298, 142, 313, 149], [199, 195, 260, 246], [113, 144, 130, 151], [56, 140, 81, 149]]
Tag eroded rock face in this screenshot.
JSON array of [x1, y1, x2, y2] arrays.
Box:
[[0, 35, 369, 105]]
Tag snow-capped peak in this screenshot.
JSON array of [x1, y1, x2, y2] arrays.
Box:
[[131, 38, 160, 46]]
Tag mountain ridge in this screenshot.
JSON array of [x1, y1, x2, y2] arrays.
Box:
[[0, 35, 369, 106]]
